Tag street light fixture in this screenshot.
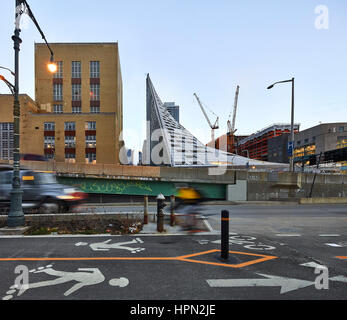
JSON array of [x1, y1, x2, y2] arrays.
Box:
[[0, 74, 15, 95], [267, 78, 295, 172], [0, 66, 15, 77], [7, 0, 56, 228]]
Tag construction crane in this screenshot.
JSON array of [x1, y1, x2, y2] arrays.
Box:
[[193, 93, 219, 143], [227, 85, 240, 135]]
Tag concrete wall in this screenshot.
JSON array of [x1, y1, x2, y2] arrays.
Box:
[[246, 171, 347, 201], [227, 181, 247, 201]]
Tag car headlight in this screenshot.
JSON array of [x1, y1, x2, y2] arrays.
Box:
[[64, 188, 76, 194]]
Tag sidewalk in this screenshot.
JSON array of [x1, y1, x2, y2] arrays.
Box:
[[140, 213, 215, 235], [83, 200, 300, 207]]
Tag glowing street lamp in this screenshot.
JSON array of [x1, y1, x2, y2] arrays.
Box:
[[47, 55, 57, 74]]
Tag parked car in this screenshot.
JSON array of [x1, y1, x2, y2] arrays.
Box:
[[0, 168, 87, 214]]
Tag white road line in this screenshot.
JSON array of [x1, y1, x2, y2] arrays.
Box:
[[319, 234, 340, 237], [325, 243, 343, 247]]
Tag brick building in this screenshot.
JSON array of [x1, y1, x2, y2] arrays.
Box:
[[235, 124, 300, 161], [0, 42, 124, 164]]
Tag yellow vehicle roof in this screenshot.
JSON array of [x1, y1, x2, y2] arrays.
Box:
[[177, 188, 202, 200]]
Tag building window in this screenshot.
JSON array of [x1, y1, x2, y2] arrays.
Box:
[[45, 153, 54, 160], [72, 61, 81, 78], [53, 105, 63, 114], [72, 106, 82, 114], [86, 135, 96, 148], [44, 122, 55, 131], [53, 83, 63, 101], [0, 123, 14, 160], [90, 83, 100, 101], [44, 136, 55, 149], [90, 106, 100, 114], [85, 121, 96, 130], [65, 153, 76, 164], [90, 61, 100, 78], [86, 152, 96, 164], [72, 84, 81, 101], [53, 61, 63, 79], [339, 126, 344, 133], [304, 138, 309, 144], [64, 122, 76, 131], [65, 136, 76, 148]]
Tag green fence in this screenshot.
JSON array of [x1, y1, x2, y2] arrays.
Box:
[[57, 177, 226, 200]]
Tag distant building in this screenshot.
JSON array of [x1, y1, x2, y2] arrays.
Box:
[[138, 151, 143, 166], [293, 123, 347, 167], [236, 124, 300, 161], [0, 94, 39, 160], [207, 134, 249, 154], [268, 133, 290, 164], [163, 102, 180, 123], [126, 149, 134, 165]]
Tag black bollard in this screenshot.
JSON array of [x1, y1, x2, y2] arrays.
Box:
[[221, 210, 230, 260]]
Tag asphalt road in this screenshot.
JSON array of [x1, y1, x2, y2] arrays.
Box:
[[0, 204, 346, 303]]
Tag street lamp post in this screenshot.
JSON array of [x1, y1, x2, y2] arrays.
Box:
[[7, 0, 25, 227], [267, 78, 295, 172], [6, 0, 56, 228]]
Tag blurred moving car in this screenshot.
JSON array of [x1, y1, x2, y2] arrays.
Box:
[[20, 154, 48, 162], [0, 167, 87, 214]]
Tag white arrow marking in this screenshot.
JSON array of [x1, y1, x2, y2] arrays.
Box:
[[326, 243, 343, 247], [207, 274, 315, 294], [330, 276, 347, 283]]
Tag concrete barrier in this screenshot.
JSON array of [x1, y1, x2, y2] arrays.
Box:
[[299, 197, 347, 204]]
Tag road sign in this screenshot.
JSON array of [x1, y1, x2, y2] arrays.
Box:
[[287, 141, 294, 157]]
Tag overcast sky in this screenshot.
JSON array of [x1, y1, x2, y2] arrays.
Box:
[[0, 0, 346, 155]]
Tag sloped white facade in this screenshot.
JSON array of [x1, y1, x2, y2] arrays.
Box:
[[145, 75, 287, 168]]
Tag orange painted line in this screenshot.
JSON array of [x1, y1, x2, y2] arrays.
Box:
[[221, 218, 230, 221], [0, 250, 278, 269], [178, 251, 277, 268], [0, 257, 178, 262], [177, 250, 219, 260], [336, 256, 347, 260]]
